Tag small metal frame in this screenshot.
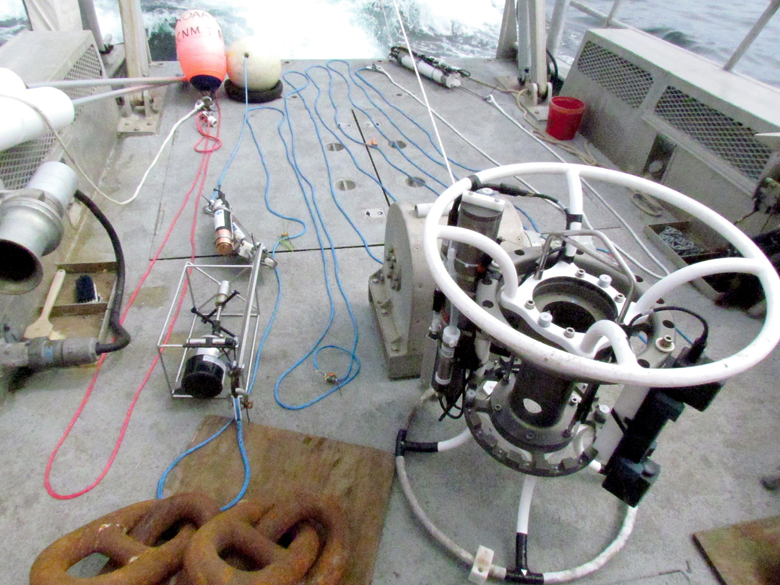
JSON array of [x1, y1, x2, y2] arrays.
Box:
[[156, 259, 264, 399]]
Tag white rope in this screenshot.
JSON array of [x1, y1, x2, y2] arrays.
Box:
[[108, 105, 201, 205], [389, 0, 456, 186]]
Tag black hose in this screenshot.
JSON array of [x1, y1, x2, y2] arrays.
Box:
[[74, 190, 131, 354]]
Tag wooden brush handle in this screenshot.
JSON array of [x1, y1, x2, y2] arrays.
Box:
[[40, 269, 66, 320]]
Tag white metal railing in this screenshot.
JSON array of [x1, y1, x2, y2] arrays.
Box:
[[499, 0, 780, 76]]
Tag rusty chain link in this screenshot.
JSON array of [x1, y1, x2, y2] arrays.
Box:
[[183, 493, 350, 585], [30, 492, 351, 585], [30, 493, 221, 585]]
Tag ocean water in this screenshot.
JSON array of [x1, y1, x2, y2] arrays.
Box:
[[1, 0, 779, 87]]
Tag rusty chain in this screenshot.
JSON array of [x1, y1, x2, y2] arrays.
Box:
[[30, 493, 221, 585], [30, 492, 351, 585], [184, 493, 350, 585]]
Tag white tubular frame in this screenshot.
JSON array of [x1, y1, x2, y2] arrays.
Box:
[[423, 163, 780, 388]]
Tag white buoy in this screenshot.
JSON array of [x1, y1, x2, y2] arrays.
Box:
[[226, 36, 281, 91]]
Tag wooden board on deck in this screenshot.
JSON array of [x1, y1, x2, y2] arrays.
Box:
[[163, 415, 395, 585], [694, 515, 780, 585]]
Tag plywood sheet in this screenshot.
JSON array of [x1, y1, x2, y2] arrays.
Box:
[[694, 515, 780, 585], [162, 415, 395, 585]]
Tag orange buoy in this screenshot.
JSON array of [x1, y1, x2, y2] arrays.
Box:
[[175, 9, 227, 93]]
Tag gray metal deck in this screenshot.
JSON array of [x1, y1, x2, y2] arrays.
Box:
[[1, 58, 778, 584]]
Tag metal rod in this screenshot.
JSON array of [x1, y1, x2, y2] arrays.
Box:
[[28, 76, 185, 89], [71, 84, 157, 107], [569, 1, 634, 30], [604, 0, 625, 26], [724, 0, 780, 71], [236, 249, 265, 388], [534, 230, 635, 322]]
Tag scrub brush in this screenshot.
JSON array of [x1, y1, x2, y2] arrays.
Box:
[[75, 274, 99, 304]]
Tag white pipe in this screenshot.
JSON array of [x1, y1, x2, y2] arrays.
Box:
[[438, 428, 472, 452], [632, 257, 765, 316], [0, 88, 74, 151], [437, 225, 520, 295], [544, 506, 637, 583], [579, 321, 637, 367], [564, 167, 584, 256], [516, 475, 537, 534]]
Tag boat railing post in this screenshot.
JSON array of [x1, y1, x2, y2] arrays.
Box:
[[516, 0, 532, 82], [77, 0, 106, 52], [118, 0, 151, 111], [496, 0, 519, 59], [547, 0, 572, 58], [724, 0, 780, 72], [528, 0, 548, 97]]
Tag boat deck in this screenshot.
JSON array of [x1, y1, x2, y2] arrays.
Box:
[[1, 58, 779, 584]]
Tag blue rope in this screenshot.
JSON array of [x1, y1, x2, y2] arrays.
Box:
[[352, 63, 479, 174], [305, 65, 396, 203], [318, 63, 447, 194], [267, 71, 361, 409], [513, 204, 541, 233], [156, 418, 233, 500], [329, 60, 467, 180]]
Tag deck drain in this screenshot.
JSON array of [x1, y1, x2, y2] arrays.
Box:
[[405, 176, 425, 188], [326, 143, 345, 152], [335, 179, 356, 191], [389, 140, 407, 149], [364, 209, 385, 218]]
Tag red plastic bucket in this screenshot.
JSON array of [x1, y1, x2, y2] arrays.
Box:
[[546, 96, 586, 141]]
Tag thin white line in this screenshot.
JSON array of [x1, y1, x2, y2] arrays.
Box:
[[389, 0, 456, 186]]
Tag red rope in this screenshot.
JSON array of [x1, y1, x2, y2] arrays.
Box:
[[45, 102, 222, 500]]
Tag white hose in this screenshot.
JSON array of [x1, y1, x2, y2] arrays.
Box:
[[543, 506, 638, 583], [109, 104, 201, 205], [397, 390, 639, 582], [633, 257, 764, 315], [516, 475, 537, 535], [438, 427, 472, 452], [437, 225, 520, 294], [580, 321, 637, 367]]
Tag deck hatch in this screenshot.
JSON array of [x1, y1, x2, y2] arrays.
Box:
[[654, 86, 772, 180], [575, 41, 653, 108]]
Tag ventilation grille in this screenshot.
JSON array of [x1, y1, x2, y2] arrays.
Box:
[[655, 87, 772, 180], [575, 41, 654, 108], [61, 43, 102, 101], [0, 44, 102, 190]]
